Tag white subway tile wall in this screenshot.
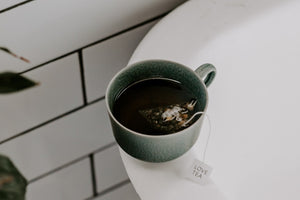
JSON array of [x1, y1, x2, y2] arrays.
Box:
[[0, 101, 115, 180], [0, 0, 186, 199], [0, 0, 185, 72], [0, 0, 28, 11], [83, 21, 158, 102], [0, 54, 83, 142], [94, 145, 129, 193], [26, 158, 92, 200], [93, 183, 140, 200]]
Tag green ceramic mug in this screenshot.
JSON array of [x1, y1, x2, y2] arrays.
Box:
[[106, 60, 216, 162]]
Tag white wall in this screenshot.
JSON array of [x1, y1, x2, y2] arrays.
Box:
[[0, 0, 186, 199]]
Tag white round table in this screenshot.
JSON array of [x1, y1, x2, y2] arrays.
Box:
[[120, 0, 300, 199]]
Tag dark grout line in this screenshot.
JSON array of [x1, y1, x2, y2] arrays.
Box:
[[19, 51, 78, 75], [0, 95, 105, 145], [28, 142, 116, 184], [88, 96, 105, 105], [89, 154, 98, 197], [85, 179, 131, 200], [78, 50, 88, 105], [0, 0, 35, 14], [0, 105, 83, 145], [96, 179, 131, 198], [18, 11, 168, 75], [79, 12, 167, 51], [28, 152, 89, 184]]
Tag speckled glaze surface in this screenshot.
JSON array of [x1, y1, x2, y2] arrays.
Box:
[[106, 60, 216, 162]]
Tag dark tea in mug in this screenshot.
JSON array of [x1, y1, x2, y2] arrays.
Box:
[[112, 78, 201, 135]]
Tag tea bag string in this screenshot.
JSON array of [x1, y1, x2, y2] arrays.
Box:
[[183, 111, 212, 162]]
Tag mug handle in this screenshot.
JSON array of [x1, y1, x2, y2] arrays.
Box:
[[195, 63, 216, 87]]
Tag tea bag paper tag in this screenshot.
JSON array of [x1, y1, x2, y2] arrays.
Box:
[[185, 159, 213, 185]]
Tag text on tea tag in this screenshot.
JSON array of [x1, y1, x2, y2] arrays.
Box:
[[185, 159, 213, 185]]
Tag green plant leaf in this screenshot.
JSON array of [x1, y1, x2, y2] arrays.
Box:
[[0, 47, 30, 63], [0, 47, 11, 54], [0, 154, 27, 200], [0, 72, 38, 94]]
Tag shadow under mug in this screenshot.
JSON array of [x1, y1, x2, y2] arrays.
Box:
[[105, 60, 216, 162]]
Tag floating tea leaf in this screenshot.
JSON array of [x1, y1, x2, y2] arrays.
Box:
[[0, 72, 38, 94], [139, 99, 199, 133], [0, 155, 27, 200]]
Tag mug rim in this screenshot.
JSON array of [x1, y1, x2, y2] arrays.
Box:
[[105, 59, 209, 138]]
